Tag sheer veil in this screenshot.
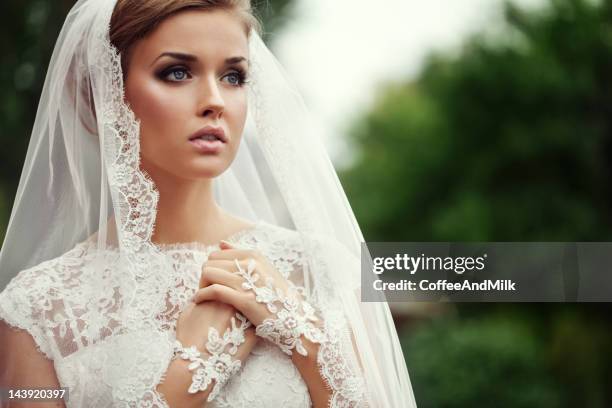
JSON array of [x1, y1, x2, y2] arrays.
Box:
[[0, 0, 417, 406]]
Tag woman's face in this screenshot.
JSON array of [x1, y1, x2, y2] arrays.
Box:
[[124, 9, 249, 181]]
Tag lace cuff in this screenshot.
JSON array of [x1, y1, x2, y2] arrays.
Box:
[[232, 256, 369, 406], [172, 313, 251, 402], [232, 258, 324, 356]]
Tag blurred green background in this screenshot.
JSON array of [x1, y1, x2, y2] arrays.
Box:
[[1, 0, 611, 406]]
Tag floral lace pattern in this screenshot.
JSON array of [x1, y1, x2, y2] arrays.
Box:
[[233, 258, 324, 356], [0, 221, 368, 407], [172, 313, 251, 400], [0, 6, 368, 405]]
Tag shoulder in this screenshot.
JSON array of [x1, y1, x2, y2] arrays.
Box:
[[1, 239, 93, 298], [243, 220, 331, 244], [240, 220, 327, 256], [244, 220, 358, 257], [234, 221, 306, 274], [241, 221, 359, 283]]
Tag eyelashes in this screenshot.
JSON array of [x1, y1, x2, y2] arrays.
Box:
[[225, 66, 250, 86], [159, 66, 190, 82], [156, 65, 249, 87]]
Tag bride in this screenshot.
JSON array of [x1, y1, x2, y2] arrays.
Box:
[[0, 0, 417, 407]]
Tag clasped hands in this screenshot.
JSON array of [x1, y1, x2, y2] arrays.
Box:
[[193, 240, 323, 356], [172, 240, 323, 401]]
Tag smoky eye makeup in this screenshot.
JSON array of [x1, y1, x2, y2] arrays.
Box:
[[155, 64, 192, 82], [152, 56, 250, 85], [225, 64, 250, 82]]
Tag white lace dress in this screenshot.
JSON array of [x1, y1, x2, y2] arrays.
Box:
[[0, 220, 366, 407]]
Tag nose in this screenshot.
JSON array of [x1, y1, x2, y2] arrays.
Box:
[[197, 75, 224, 119]]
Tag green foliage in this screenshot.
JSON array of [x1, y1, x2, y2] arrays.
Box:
[[546, 305, 612, 407], [342, 0, 612, 242], [253, 0, 297, 39], [0, 1, 65, 235], [402, 316, 562, 408], [402, 305, 612, 408], [341, 0, 612, 406]]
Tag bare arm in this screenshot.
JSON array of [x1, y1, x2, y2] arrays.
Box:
[[155, 301, 258, 408], [290, 338, 331, 408], [156, 327, 257, 408], [194, 242, 369, 408], [0, 320, 65, 408], [155, 358, 212, 408]]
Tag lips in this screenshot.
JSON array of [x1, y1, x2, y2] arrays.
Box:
[[188, 126, 227, 154], [188, 126, 227, 143]]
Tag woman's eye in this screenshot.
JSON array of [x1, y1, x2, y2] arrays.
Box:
[[158, 67, 246, 86], [223, 71, 247, 86], [162, 67, 190, 82]]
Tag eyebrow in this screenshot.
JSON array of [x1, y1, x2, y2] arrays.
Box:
[[150, 52, 248, 67]]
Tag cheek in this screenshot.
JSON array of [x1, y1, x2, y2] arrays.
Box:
[[125, 76, 188, 145], [226, 91, 248, 137]]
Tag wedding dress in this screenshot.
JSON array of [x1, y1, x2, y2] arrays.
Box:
[[0, 0, 418, 407], [1, 220, 354, 407]]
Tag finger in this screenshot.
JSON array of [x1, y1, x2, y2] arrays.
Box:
[[199, 266, 243, 290], [219, 240, 234, 250], [208, 247, 260, 261], [201, 259, 255, 279], [241, 326, 258, 346], [203, 259, 237, 271], [192, 284, 247, 310]]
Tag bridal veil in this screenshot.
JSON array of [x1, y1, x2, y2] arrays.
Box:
[[0, 0, 417, 406]]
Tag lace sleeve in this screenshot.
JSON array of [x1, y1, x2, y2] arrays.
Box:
[[0, 267, 66, 406], [0, 267, 55, 360], [0, 260, 174, 408], [255, 228, 369, 407]]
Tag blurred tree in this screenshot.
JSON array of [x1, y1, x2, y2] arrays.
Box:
[[402, 317, 562, 408], [253, 0, 297, 39], [400, 303, 612, 408], [0, 0, 296, 240], [340, 0, 612, 406], [342, 0, 612, 242]]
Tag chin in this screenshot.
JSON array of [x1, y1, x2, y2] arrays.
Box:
[[185, 164, 230, 180]]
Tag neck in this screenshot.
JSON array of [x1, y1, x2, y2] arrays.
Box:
[[147, 168, 224, 245]]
